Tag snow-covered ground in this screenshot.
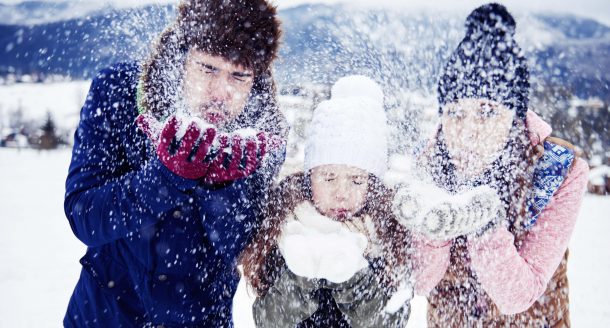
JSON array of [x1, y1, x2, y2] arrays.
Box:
[[0, 81, 89, 132], [0, 148, 608, 327]]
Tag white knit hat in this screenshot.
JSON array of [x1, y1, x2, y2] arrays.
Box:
[[304, 75, 388, 178]]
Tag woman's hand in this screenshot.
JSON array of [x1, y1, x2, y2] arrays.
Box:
[[392, 183, 505, 240]]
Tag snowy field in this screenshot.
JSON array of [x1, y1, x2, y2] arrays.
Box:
[[0, 148, 608, 327], [0, 81, 89, 131]]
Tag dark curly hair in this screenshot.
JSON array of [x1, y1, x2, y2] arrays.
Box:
[[138, 0, 286, 137]]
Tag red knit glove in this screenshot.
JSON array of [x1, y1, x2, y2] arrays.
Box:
[[136, 114, 216, 180], [203, 132, 283, 184]]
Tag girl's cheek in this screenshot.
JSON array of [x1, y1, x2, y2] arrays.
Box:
[[354, 186, 368, 208]]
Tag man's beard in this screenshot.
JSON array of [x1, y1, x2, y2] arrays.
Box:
[[195, 101, 231, 127]]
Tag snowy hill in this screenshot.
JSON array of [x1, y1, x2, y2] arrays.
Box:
[[0, 2, 609, 101], [0, 3, 175, 78], [0, 2, 608, 159]]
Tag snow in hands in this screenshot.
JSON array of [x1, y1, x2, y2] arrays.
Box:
[[278, 202, 369, 284], [392, 182, 504, 240]]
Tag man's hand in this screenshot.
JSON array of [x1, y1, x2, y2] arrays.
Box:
[[137, 114, 217, 180], [202, 131, 283, 184], [137, 113, 284, 184]]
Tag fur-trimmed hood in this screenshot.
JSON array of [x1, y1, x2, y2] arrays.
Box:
[[136, 0, 287, 138]]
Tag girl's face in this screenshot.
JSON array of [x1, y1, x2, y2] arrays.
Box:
[[310, 165, 369, 221], [441, 98, 514, 176]]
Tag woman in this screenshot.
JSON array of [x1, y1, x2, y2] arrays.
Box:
[[401, 3, 588, 327]]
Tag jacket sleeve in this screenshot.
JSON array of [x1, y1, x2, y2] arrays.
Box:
[[64, 67, 198, 247], [253, 267, 320, 328], [468, 158, 589, 314], [329, 267, 411, 328], [195, 142, 287, 265], [411, 234, 452, 296]]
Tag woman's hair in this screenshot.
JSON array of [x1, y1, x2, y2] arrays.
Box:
[[239, 171, 412, 296], [425, 116, 539, 240]]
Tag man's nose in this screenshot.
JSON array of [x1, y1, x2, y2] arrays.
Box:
[[208, 76, 232, 102]]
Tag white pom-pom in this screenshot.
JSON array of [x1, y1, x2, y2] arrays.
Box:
[[331, 75, 384, 104]]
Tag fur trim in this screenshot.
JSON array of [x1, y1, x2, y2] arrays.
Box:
[[137, 0, 287, 137], [177, 0, 281, 74]]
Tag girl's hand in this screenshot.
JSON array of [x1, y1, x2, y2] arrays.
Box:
[[253, 267, 321, 328], [328, 266, 411, 327], [279, 221, 369, 284]]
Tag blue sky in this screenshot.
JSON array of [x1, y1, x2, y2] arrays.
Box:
[[1, 0, 609, 25]]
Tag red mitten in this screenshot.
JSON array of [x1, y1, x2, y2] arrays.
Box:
[[203, 132, 283, 184], [137, 114, 216, 180]]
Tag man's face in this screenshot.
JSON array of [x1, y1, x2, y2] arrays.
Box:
[[183, 49, 254, 128]]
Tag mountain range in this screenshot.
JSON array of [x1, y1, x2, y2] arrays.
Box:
[[0, 1, 609, 102]]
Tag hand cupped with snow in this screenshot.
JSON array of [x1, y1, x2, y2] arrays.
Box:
[[393, 182, 503, 240], [136, 112, 215, 147], [138, 113, 276, 154], [279, 220, 369, 284], [173, 114, 215, 140]]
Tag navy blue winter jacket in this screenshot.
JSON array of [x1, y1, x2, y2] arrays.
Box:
[[63, 63, 284, 327]]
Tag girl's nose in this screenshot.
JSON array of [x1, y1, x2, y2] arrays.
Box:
[[334, 189, 347, 201], [334, 182, 349, 202]]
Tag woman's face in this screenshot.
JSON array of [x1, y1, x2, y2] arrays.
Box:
[[441, 98, 515, 175], [310, 165, 369, 222]]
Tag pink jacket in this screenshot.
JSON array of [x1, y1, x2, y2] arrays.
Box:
[[412, 111, 589, 315]]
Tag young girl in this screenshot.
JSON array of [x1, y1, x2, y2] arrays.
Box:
[[240, 76, 413, 327], [395, 4, 589, 327]]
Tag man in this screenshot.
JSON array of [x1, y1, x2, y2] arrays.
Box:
[[63, 0, 286, 326]]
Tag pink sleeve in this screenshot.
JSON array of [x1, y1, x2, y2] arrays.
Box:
[[468, 158, 589, 315], [411, 234, 452, 296]]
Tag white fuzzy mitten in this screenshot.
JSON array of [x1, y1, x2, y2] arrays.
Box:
[[278, 220, 369, 284], [278, 222, 319, 279], [392, 183, 504, 240]]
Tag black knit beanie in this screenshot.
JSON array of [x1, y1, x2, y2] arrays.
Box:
[[437, 3, 530, 119]]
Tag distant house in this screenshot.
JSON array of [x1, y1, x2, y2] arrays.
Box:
[[0, 130, 29, 148], [588, 165, 610, 195]]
